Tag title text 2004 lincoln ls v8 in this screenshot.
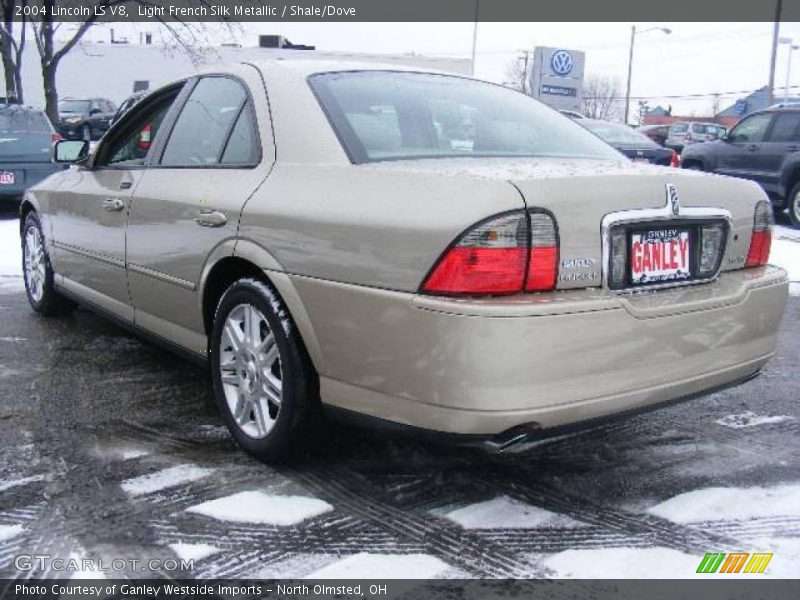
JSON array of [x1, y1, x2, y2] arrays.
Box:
[[19, 61, 788, 461]]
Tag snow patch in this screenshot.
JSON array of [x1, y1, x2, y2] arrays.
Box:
[[0, 524, 24, 541], [649, 484, 800, 523], [0, 219, 23, 293], [169, 542, 220, 562], [121, 464, 215, 496], [186, 490, 332, 526], [306, 553, 451, 579], [715, 412, 796, 429], [442, 495, 583, 529], [770, 230, 800, 285], [0, 474, 45, 492], [544, 547, 700, 578]]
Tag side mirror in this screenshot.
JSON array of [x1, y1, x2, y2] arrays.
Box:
[[54, 139, 89, 163]]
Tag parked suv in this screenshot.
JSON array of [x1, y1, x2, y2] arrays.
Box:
[[681, 107, 800, 226], [665, 121, 725, 152], [0, 104, 61, 204], [57, 97, 117, 141]]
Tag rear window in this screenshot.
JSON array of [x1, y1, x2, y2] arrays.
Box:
[[310, 71, 620, 163], [669, 123, 689, 134], [0, 109, 52, 133], [582, 121, 658, 149], [58, 99, 90, 113]]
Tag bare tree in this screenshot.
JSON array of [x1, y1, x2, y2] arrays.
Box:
[[581, 75, 623, 121], [1, 0, 26, 103], [503, 53, 529, 92], [31, 0, 237, 122]]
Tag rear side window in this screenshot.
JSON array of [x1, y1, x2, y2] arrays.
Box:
[[161, 76, 252, 167], [767, 113, 800, 142], [0, 109, 51, 133], [310, 71, 620, 163], [220, 101, 258, 165]]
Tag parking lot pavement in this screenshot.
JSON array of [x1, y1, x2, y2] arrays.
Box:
[[0, 211, 799, 579]]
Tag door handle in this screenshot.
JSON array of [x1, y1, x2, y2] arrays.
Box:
[[101, 198, 125, 212], [788, 145, 799, 152], [194, 210, 227, 227], [747, 144, 759, 152], [119, 181, 132, 190]]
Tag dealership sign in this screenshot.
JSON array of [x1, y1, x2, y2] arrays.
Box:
[[529, 46, 585, 112]]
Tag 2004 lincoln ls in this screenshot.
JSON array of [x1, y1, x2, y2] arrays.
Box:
[[19, 61, 788, 461]]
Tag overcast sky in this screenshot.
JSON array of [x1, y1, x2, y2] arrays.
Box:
[[81, 21, 800, 116]]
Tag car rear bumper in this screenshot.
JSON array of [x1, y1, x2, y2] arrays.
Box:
[[0, 163, 60, 198], [285, 265, 788, 436]]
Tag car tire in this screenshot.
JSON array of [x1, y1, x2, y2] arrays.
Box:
[[789, 182, 800, 228], [81, 124, 91, 142], [210, 278, 317, 463], [21, 212, 76, 317]]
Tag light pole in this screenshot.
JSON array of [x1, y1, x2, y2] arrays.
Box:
[[779, 37, 799, 101], [470, 0, 479, 77], [624, 25, 671, 124]]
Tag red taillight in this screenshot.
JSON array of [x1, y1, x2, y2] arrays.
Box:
[[421, 211, 558, 296], [51, 133, 62, 144], [669, 151, 680, 168], [745, 201, 773, 268], [526, 212, 558, 291], [138, 123, 152, 150]]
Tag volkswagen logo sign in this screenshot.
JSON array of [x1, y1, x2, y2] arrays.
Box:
[[550, 50, 574, 76]]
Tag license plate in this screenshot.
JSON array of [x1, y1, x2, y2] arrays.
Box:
[[0, 171, 14, 185], [633, 158, 650, 164], [630, 228, 691, 285]]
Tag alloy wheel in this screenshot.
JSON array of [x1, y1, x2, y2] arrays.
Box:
[[23, 225, 46, 303], [219, 303, 283, 439]]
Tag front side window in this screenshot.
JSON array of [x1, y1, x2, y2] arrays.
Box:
[[728, 113, 772, 143], [310, 72, 621, 163], [96, 95, 177, 167], [160, 77, 250, 167]]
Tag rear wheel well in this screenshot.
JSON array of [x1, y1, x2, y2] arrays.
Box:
[[202, 257, 268, 335], [784, 166, 800, 200], [681, 159, 704, 171]]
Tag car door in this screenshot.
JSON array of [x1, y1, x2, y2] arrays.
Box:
[[125, 73, 273, 354], [715, 112, 773, 181], [758, 111, 800, 195], [48, 88, 184, 320]]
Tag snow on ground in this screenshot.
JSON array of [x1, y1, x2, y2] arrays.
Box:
[[0, 524, 23, 542], [0, 475, 44, 492], [186, 491, 333, 526], [121, 464, 215, 497], [305, 553, 451, 579], [772, 225, 800, 296], [715, 412, 796, 429], [169, 542, 220, 562], [441, 495, 584, 529], [544, 547, 699, 579], [0, 218, 22, 292], [648, 483, 800, 523]]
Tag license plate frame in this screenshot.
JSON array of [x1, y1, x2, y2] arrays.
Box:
[[629, 226, 693, 286]]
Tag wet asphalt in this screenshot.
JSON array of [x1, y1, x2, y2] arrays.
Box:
[[0, 207, 798, 579]]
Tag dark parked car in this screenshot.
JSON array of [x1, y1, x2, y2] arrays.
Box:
[[57, 97, 117, 141], [0, 104, 61, 203], [638, 124, 670, 146], [580, 119, 679, 166], [681, 107, 800, 227], [665, 121, 726, 152]]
